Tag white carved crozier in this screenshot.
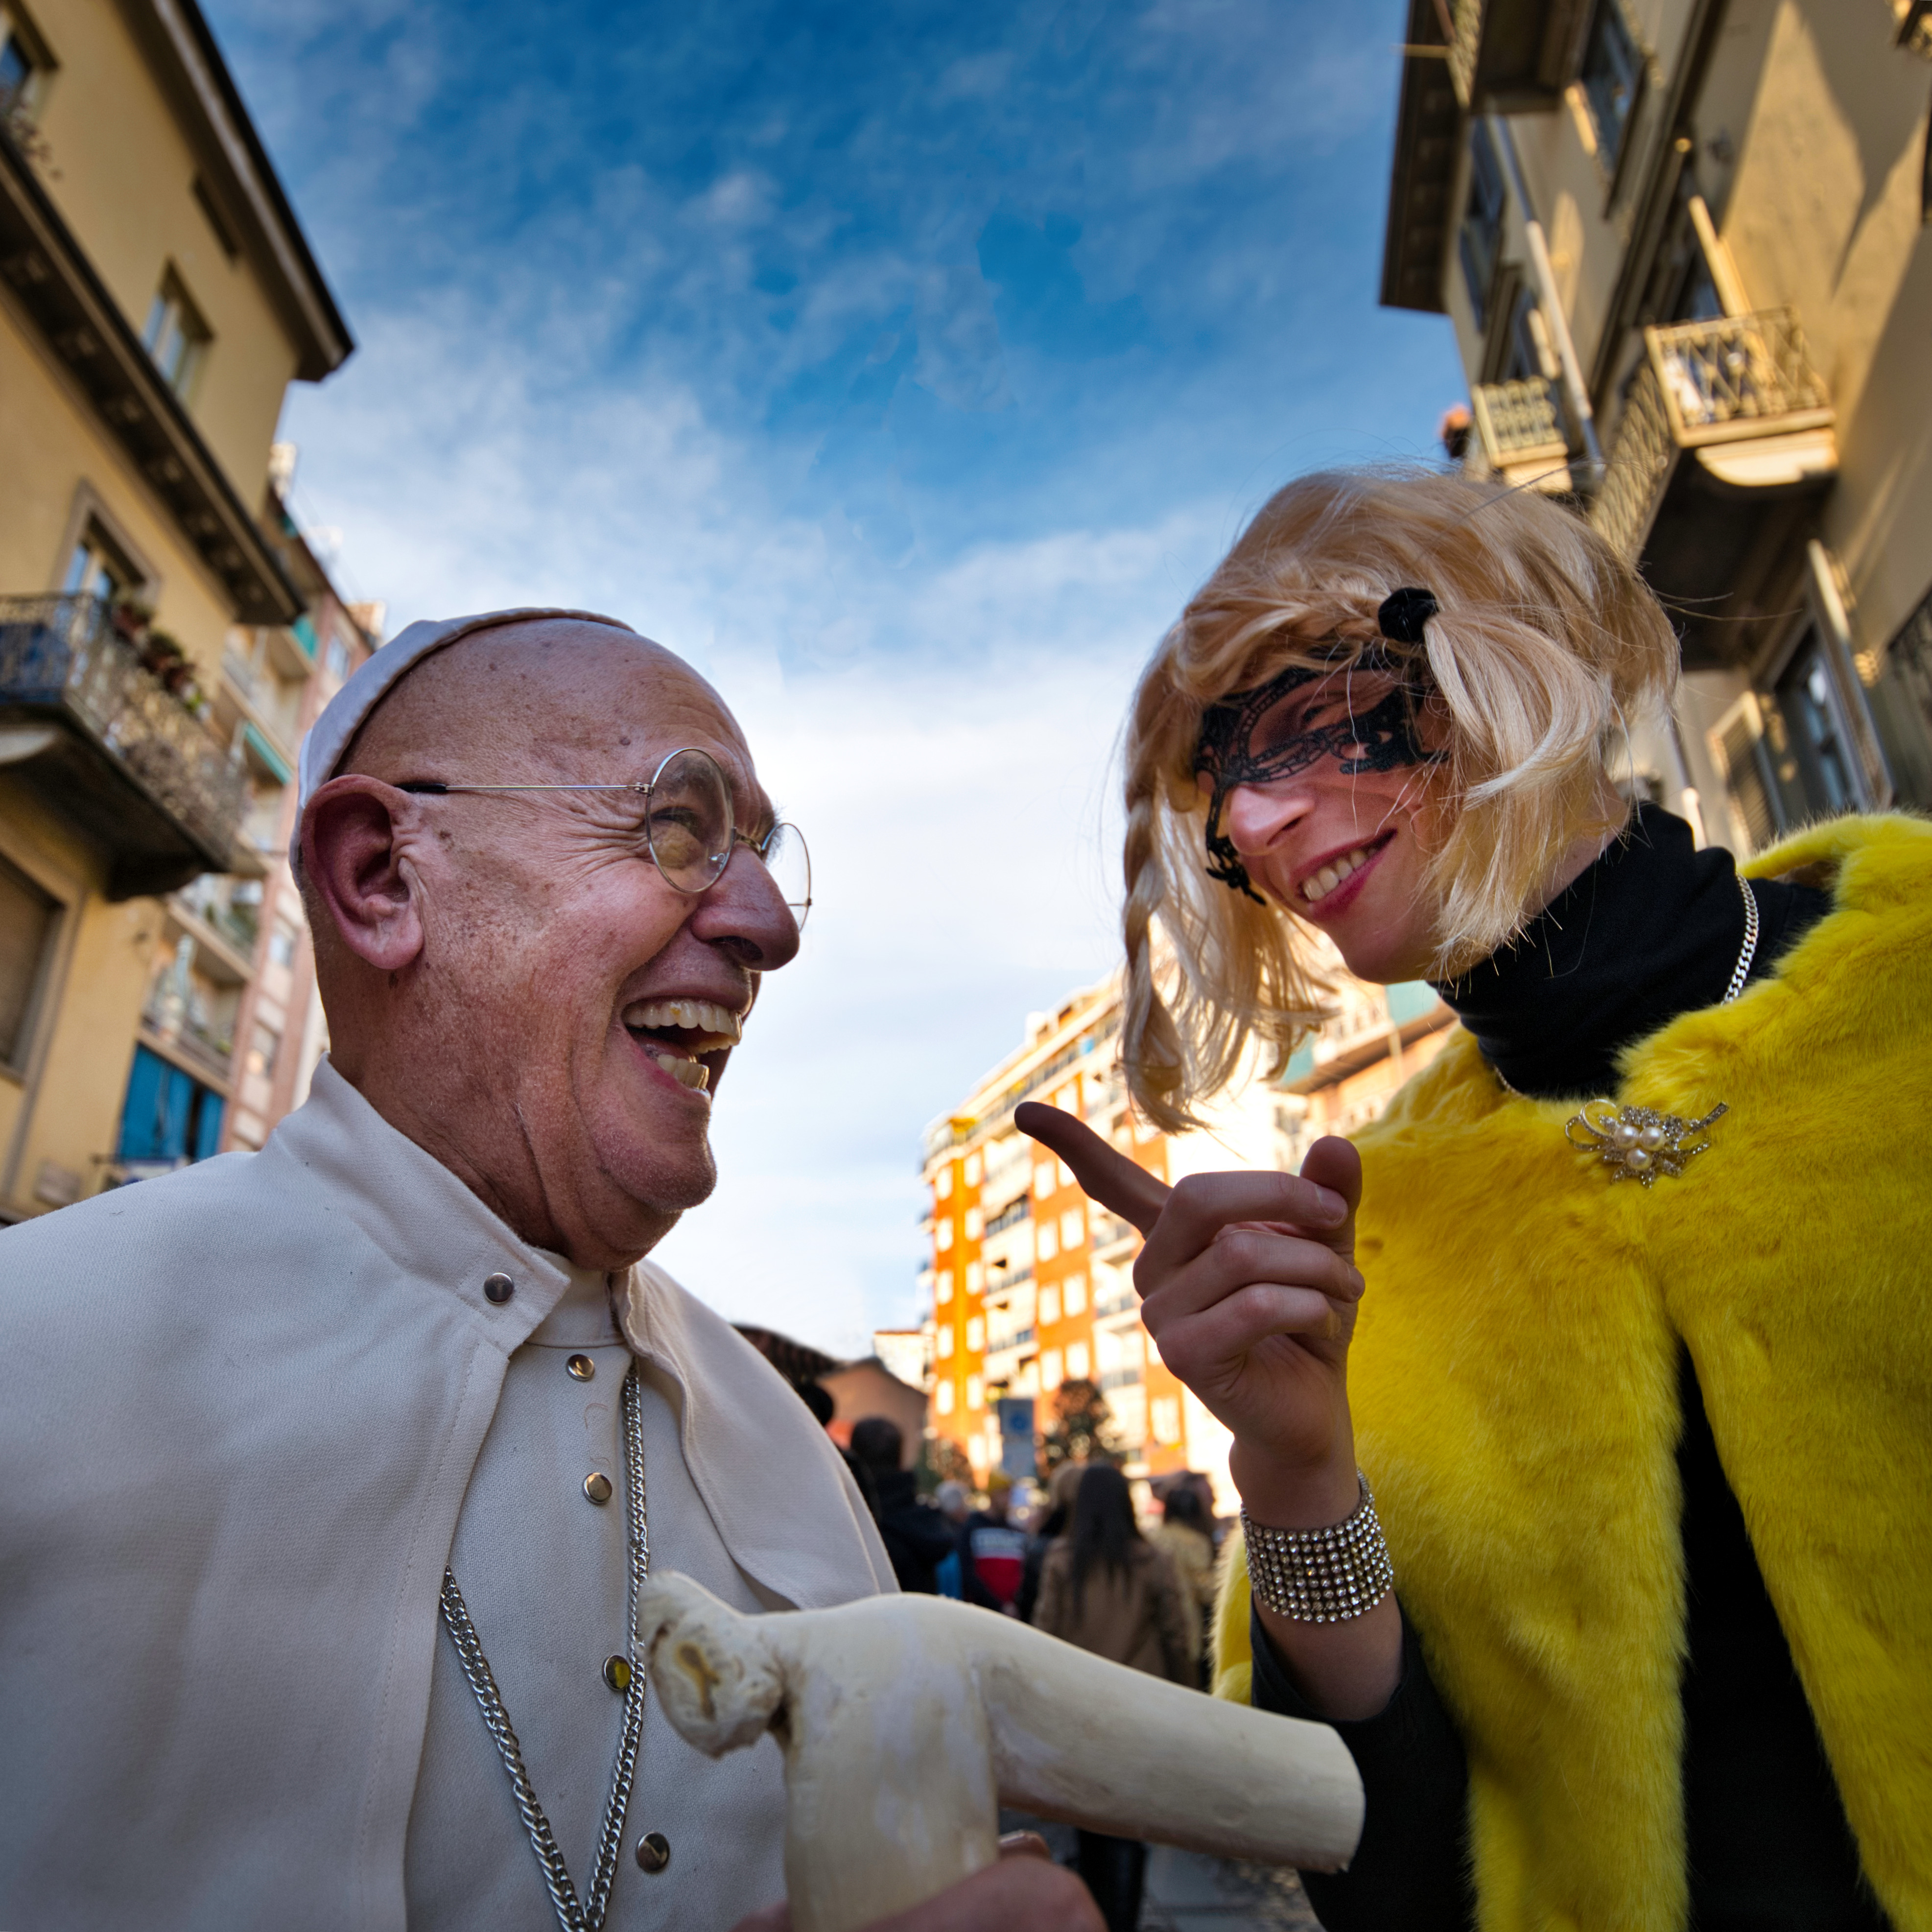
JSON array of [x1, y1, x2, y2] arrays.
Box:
[[640, 1572, 1363, 1932]]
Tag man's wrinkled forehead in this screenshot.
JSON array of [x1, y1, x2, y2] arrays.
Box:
[[356, 622, 743, 775]]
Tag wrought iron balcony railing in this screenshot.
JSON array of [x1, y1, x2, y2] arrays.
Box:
[[1591, 307, 1837, 564], [1470, 374, 1571, 476], [0, 593, 248, 895]]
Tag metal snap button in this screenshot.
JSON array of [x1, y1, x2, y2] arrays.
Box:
[[604, 1653, 632, 1693], [483, 1272, 514, 1304], [583, 1471, 613, 1505], [636, 1831, 670, 1873], [567, 1353, 595, 1382]]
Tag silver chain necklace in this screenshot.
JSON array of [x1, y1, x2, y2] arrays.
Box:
[[438, 1361, 649, 1932], [1497, 874, 1759, 1187]]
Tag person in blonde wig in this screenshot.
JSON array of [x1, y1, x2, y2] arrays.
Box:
[[1020, 468, 1932, 1932]]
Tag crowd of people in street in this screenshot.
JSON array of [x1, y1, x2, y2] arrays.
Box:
[[801, 1383, 1225, 1932]]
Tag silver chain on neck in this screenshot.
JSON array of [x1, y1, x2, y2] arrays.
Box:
[[438, 1361, 650, 1932], [1720, 874, 1761, 1004], [1494, 873, 1761, 1102]]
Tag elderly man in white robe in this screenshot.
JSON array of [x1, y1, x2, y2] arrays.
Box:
[[0, 612, 1096, 1932]]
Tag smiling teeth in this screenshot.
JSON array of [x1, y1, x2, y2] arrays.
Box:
[[1302, 846, 1373, 904], [644, 1048, 711, 1094], [620, 998, 743, 1046]]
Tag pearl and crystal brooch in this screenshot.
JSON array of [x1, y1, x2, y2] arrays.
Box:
[[1563, 1098, 1730, 1186]]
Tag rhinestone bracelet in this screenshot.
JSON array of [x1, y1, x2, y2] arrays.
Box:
[[1242, 1472, 1395, 1624]]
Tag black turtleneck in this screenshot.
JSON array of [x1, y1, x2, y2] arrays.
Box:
[[1252, 809, 1888, 1932], [1437, 802, 1827, 1099]]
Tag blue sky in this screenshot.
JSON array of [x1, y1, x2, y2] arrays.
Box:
[[210, 0, 1463, 1354]]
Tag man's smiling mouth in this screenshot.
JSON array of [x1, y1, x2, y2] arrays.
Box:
[[621, 998, 744, 1093]]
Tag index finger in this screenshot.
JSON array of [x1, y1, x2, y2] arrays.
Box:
[[1014, 1102, 1170, 1235], [1139, 1138, 1359, 1279]]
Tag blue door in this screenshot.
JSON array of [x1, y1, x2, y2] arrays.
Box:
[[118, 1044, 224, 1168]]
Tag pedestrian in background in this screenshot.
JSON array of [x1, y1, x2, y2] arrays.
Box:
[[934, 1480, 971, 1599], [1033, 1463, 1195, 1932], [1149, 1480, 1217, 1684], [959, 1472, 1029, 1615], [849, 1417, 954, 1594], [1015, 1459, 1084, 1626]]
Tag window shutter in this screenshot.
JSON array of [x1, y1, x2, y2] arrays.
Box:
[[0, 858, 56, 1065], [1708, 693, 1781, 855]]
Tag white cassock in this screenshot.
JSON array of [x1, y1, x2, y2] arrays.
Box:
[[0, 1061, 894, 1932]]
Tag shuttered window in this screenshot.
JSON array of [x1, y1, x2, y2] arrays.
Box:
[[0, 856, 57, 1067]]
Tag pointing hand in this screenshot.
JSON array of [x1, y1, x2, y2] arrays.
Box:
[[1014, 1102, 1366, 1527]]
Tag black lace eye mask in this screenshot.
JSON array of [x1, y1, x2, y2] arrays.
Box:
[[1192, 651, 1444, 903]]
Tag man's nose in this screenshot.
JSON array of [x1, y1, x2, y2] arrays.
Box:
[[688, 844, 801, 971], [1223, 779, 1309, 857]]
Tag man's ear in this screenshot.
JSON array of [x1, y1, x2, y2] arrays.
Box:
[[302, 776, 428, 973]]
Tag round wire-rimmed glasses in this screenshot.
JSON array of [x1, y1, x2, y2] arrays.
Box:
[[398, 746, 812, 930]]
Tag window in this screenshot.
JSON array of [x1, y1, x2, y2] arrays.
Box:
[[117, 1043, 224, 1168], [245, 1023, 280, 1082], [936, 1268, 953, 1306], [966, 1375, 983, 1412], [964, 1206, 982, 1240], [268, 920, 299, 969], [1063, 1273, 1087, 1316], [1151, 1397, 1182, 1447], [1458, 121, 1507, 330], [937, 1326, 954, 1360], [935, 1166, 953, 1201], [935, 1218, 953, 1252], [966, 1316, 984, 1353], [966, 1261, 983, 1294], [1060, 1206, 1085, 1251], [936, 1379, 955, 1416], [964, 1152, 981, 1185], [325, 635, 351, 683], [1580, 0, 1642, 174], [1057, 1159, 1074, 1188], [1773, 636, 1864, 817], [0, 853, 57, 1067], [1065, 1341, 1091, 1382], [1040, 1349, 1063, 1390], [1039, 1284, 1060, 1326], [1036, 1220, 1058, 1264], [0, 6, 49, 120], [62, 521, 134, 603], [142, 269, 212, 400]]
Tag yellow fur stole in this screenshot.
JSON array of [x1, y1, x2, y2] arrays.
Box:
[[1214, 813, 1932, 1932]]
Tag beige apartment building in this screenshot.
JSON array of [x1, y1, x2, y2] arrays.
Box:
[[1387, 0, 1932, 846], [0, 0, 352, 1216], [919, 966, 1454, 1507]]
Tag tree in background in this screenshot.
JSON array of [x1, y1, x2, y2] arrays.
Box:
[[1039, 1378, 1120, 1471], [922, 1434, 974, 1491]]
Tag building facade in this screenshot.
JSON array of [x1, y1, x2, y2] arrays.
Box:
[[1387, 0, 1932, 849], [0, 0, 351, 1215], [122, 463, 377, 1173], [919, 968, 1454, 1507]]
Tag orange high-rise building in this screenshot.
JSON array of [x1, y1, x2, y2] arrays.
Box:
[[919, 963, 1456, 1506]]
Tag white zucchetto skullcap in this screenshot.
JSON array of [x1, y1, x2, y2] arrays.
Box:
[[296, 607, 635, 817]]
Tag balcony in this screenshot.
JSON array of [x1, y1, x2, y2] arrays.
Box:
[[1469, 375, 1573, 490], [1444, 0, 1591, 111], [0, 595, 249, 897], [1591, 309, 1838, 668]]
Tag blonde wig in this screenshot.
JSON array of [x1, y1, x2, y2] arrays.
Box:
[[1121, 466, 1679, 1131]]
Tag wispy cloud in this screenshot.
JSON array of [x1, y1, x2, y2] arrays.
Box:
[[213, 0, 1462, 1351]]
